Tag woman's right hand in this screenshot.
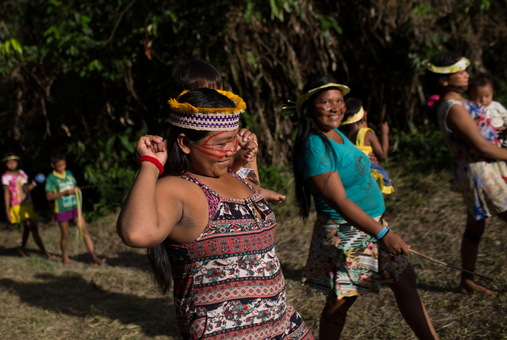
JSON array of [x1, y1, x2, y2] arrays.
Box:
[[379, 231, 410, 256], [136, 135, 168, 166]]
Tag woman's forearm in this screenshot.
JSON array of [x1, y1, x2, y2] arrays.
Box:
[[329, 198, 384, 237], [475, 139, 507, 161]]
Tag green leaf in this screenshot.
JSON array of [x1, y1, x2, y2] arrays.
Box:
[[9, 39, 23, 55]]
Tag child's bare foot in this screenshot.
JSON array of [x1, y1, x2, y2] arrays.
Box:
[[45, 252, 55, 260], [18, 248, 29, 259], [62, 256, 74, 265], [459, 279, 497, 295], [92, 256, 106, 264]]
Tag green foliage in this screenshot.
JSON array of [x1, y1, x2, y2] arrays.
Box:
[[67, 127, 145, 218], [2, 0, 507, 215], [389, 126, 452, 172], [258, 165, 293, 195]]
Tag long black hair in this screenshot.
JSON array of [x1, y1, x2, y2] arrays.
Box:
[[148, 88, 236, 294], [424, 51, 463, 123], [292, 75, 341, 220]]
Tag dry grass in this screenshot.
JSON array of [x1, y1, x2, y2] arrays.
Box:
[[1, 167, 507, 339]]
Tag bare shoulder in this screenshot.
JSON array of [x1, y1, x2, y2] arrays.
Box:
[[155, 175, 209, 243], [156, 175, 206, 203]]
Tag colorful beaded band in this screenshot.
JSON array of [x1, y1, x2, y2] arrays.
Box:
[[138, 155, 164, 176]]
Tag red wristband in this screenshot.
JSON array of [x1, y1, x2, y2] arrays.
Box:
[[138, 155, 164, 176]]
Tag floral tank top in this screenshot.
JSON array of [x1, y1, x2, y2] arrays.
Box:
[[437, 99, 498, 167], [167, 171, 313, 340]]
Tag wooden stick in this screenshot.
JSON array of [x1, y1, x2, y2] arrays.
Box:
[[409, 249, 493, 281]]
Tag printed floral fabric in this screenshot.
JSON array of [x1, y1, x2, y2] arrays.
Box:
[[302, 216, 407, 300], [168, 171, 314, 340], [438, 100, 507, 220], [1, 170, 32, 206]]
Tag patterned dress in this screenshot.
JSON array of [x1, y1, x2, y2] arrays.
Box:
[[437, 99, 507, 220], [168, 171, 314, 340]]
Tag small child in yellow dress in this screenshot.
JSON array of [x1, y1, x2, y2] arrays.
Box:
[[2, 152, 54, 259], [341, 98, 394, 194]]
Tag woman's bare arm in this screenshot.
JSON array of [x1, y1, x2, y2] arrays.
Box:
[[447, 104, 507, 160], [116, 135, 181, 248], [308, 171, 409, 255]]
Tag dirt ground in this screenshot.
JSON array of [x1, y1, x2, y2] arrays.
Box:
[[1, 168, 506, 339]]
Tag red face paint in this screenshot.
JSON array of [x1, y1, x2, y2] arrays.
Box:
[[193, 131, 238, 159]]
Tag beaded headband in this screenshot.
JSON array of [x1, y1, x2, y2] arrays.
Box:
[[425, 57, 470, 74], [340, 107, 365, 126], [166, 90, 246, 131], [2, 155, 19, 162]]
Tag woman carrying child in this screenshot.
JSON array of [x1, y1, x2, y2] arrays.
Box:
[[341, 98, 394, 194], [117, 88, 314, 339], [426, 52, 507, 295], [292, 75, 438, 339], [2, 152, 53, 259]]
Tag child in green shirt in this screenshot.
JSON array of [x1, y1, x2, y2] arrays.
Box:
[[45, 152, 105, 265]]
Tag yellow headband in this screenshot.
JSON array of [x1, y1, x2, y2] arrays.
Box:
[[425, 57, 470, 74], [340, 107, 364, 126], [2, 155, 19, 162], [297, 83, 350, 110], [167, 89, 246, 131]]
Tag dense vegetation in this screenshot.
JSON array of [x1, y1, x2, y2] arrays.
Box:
[[1, 0, 506, 214]]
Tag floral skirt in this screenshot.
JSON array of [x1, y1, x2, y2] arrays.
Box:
[[301, 216, 408, 300], [454, 160, 507, 220]]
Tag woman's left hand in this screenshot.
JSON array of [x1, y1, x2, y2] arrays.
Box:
[[379, 231, 410, 256]]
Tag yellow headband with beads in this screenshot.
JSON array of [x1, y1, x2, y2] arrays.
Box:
[[2, 155, 19, 162], [340, 107, 365, 126]]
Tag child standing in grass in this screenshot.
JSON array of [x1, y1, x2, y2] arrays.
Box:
[[468, 73, 507, 147], [341, 98, 394, 194], [45, 152, 105, 265], [2, 152, 53, 259]]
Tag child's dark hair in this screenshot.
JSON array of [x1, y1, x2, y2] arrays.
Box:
[[341, 98, 363, 131], [469, 73, 494, 90], [425, 51, 463, 96], [149, 88, 236, 294], [50, 152, 66, 164], [172, 59, 223, 95]]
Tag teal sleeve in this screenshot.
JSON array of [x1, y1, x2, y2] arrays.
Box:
[[303, 135, 336, 180], [44, 175, 53, 193]]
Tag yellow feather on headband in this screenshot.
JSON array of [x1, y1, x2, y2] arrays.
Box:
[[168, 89, 246, 114]]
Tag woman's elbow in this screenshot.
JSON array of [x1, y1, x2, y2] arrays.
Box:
[[117, 222, 148, 248]]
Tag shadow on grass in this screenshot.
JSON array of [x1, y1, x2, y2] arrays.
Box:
[[0, 273, 179, 338], [89, 251, 150, 271]]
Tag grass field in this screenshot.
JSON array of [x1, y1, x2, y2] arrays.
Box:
[[1, 167, 506, 339]]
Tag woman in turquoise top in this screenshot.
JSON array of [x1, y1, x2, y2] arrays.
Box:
[[292, 75, 438, 340]]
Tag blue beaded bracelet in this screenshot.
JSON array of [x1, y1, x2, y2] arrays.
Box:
[[376, 226, 389, 241]]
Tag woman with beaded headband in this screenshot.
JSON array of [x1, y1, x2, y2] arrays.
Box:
[[292, 75, 438, 339], [426, 51, 507, 295], [117, 88, 314, 340]]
